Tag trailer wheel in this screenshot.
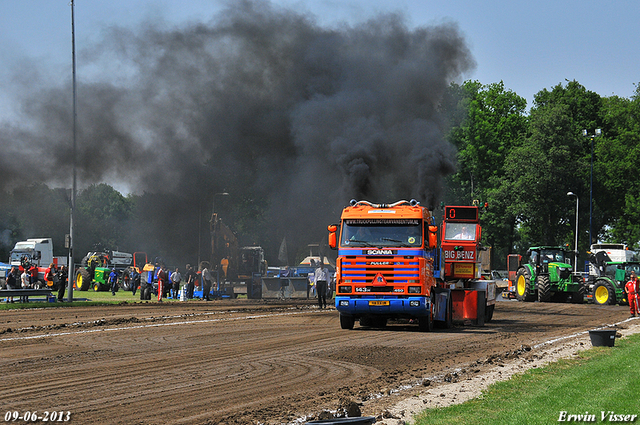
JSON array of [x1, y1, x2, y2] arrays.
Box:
[[515, 268, 535, 302], [75, 268, 91, 291], [340, 314, 355, 330], [593, 280, 615, 305], [537, 275, 552, 302], [484, 304, 495, 322]]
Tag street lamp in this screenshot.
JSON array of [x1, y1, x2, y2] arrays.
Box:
[[582, 128, 602, 246], [567, 192, 579, 270], [212, 191, 230, 217]]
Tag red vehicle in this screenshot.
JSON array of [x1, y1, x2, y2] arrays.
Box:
[[440, 205, 496, 323]]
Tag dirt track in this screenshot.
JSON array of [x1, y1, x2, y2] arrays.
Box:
[[0, 298, 632, 424]]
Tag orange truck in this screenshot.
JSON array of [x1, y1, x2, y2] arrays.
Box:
[[328, 200, 495, 331]]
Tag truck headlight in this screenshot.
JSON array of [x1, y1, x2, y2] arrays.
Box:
[[338, 285, 352, 293], [339, 300, 349, 306], [408, 286, 421, 293], [409, 300, 420, 307]]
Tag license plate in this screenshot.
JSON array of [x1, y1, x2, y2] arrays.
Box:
[[369, 300, 390, 306]]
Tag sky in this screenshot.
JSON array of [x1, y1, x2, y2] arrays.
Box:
[[1, 0, 637, 122], [0, 0, 637, 259]]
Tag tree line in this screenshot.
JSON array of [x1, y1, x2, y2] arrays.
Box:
[[1, 79, 638, 269], [442, 80, 640, 268]]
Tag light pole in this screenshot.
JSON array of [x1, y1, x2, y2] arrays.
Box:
[[582, 128, 602, 247], [212, 191, 230, 218], [567, 192, 579, 270]]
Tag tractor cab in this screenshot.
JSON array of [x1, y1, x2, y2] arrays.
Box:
[[528, 246, 572, 277]]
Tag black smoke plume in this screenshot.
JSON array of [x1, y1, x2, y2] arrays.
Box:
[[0, 1, 474, 264]]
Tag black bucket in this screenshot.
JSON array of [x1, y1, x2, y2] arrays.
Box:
[[589, 329, 616, 347], [306, 417, 376, 425]]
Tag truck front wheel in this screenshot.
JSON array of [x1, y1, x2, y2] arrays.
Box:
[[340, 314, 355, 330]]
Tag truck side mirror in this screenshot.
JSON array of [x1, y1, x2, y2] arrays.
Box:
[[428, 226, 438, 249], [327, 224, 338, 250]]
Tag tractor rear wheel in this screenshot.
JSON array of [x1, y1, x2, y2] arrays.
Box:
[[593, 280, 615, 305], [515, 268, 536, 302], [340, 314, 355, 330], [75, 268, 91, 291], [537, 275, 552, 302]]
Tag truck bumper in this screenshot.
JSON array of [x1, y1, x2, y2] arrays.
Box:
[[335, 296, 430, 317]]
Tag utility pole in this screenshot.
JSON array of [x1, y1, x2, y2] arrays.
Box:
[[67, 0, 78, 302]]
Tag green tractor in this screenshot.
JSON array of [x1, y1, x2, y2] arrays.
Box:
[[588, 261, 640, 306], [74, 253, 115, 292], [509, 246, 585, 303]]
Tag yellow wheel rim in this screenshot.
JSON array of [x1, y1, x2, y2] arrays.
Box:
[[75, 273, 82, 288], [517, 275, 526, 296], [594, 286, 609, 304]]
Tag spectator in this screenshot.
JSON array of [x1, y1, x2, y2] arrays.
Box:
[[109, 269, 119, 296], [314, 260, 330, 309], [5, 266, 18, 303], [201, 263, 212, 301], [170, 267, 182, 299], [625, 271, 639, 317], [57, 266, 68, 302], [130, 268, 140, 296], [29, 264, 39, 289], [184, 264, 196, 299], [44, 263, 57, 289], [157, 265, 168, 302], [20, 268, 30, 302]]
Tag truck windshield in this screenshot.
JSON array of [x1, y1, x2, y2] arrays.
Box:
[[444, 223, 477, 241], [341, 219, 422, 247], [10, 251, 31, 262]]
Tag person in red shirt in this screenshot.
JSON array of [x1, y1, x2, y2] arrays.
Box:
[[157, 265, 168, 302], [29, 264, 39, 288], [625, 271, 639, 317]]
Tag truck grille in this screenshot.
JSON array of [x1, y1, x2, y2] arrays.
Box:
[[341, 256, 420, 284]]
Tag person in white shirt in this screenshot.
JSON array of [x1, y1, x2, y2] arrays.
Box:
[[201, 265, 212, 301], [314, 260, 330, 309], [170, 267, 182, 299]]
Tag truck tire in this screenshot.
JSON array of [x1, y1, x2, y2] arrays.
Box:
[[515, 268, 536, 302], [359, 316, 372, 327], [371, 317, 387, 328], [537, 275, 552, 302], [593, 280, 615, 305], [418, 315, 433, 332], [484, 304, 495, 322], [340, 314, 355, 330], [75, 268, 91, 291]]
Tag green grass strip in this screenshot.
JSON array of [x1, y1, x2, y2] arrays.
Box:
[[413, 333, 640, 425]]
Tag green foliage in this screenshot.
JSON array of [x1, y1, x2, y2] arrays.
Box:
[[413, 333, 640, 425], [443, 81, 528, 266]]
